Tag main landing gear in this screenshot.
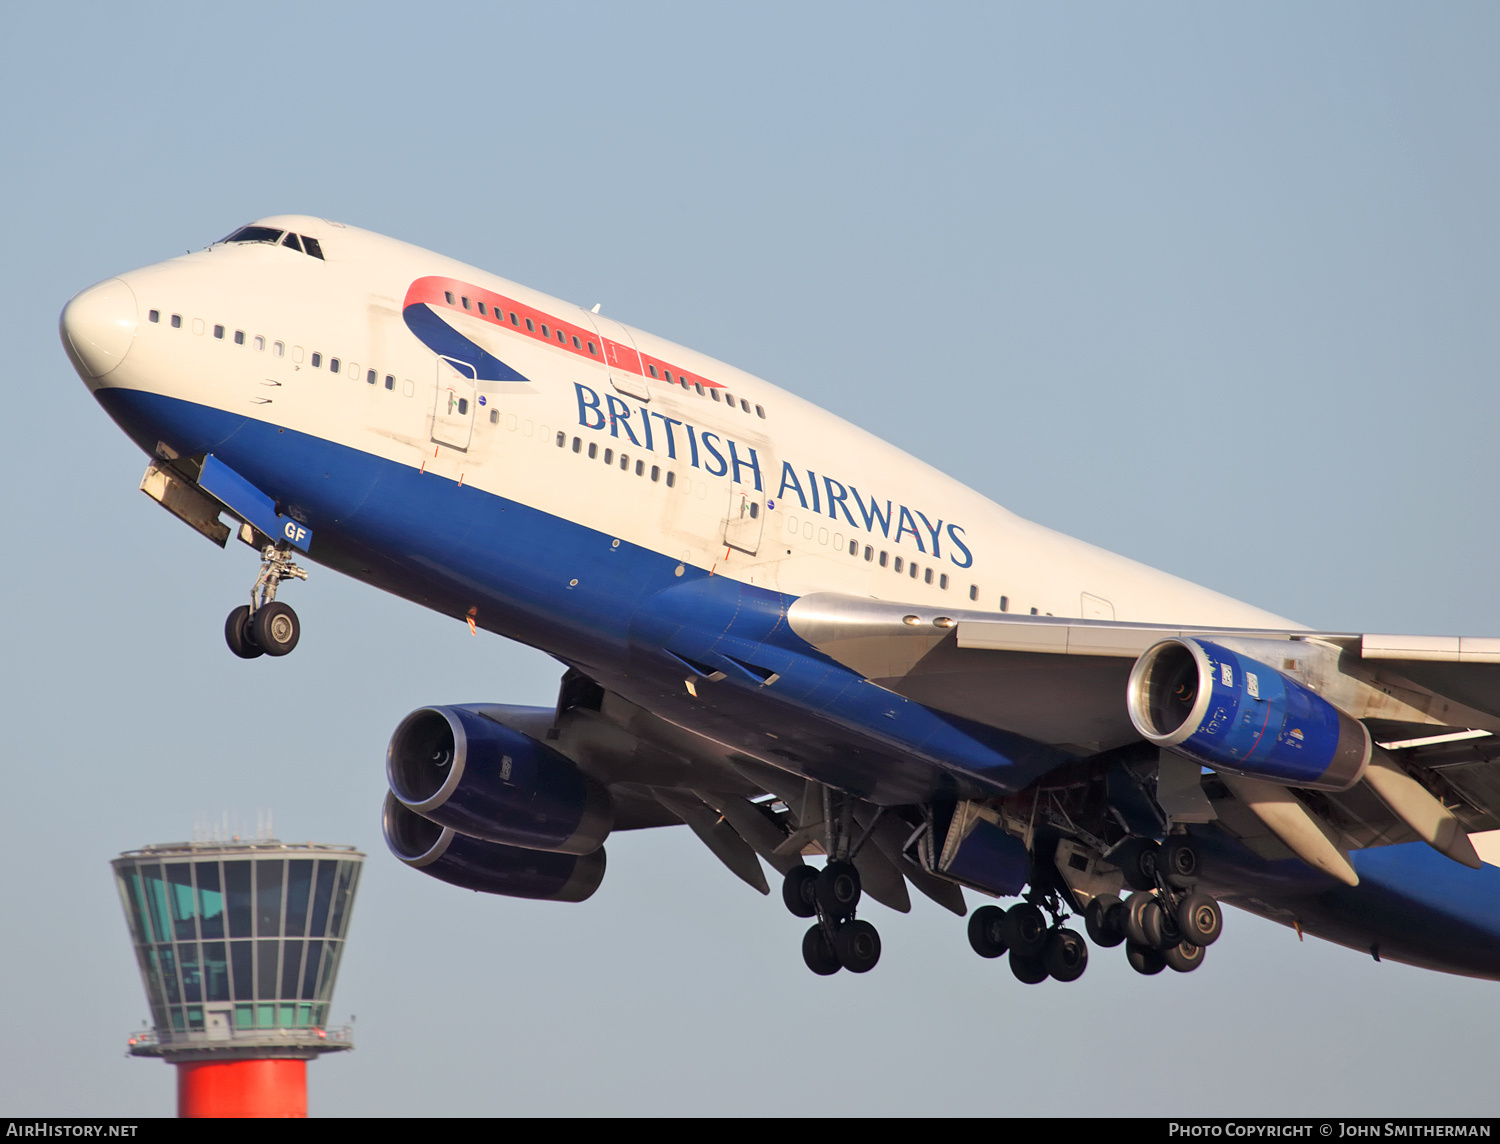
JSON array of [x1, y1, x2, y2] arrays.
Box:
[[225, 542, 307, 659], [781, 791, 884, 975], [966, 896, 1090, 985], [1085, 837, 1223, 976]]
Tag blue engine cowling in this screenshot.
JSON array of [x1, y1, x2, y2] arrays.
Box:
[[382, 794, 606, 902], [1126, 638, 1370, 791], [387, 705, 612, 855]]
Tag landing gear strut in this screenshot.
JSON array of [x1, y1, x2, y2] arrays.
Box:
[[225, 542, 307, 659], [967, 890, 1089, 985], [1090, 838, 1223, 976], [784, 789, 884, 975]]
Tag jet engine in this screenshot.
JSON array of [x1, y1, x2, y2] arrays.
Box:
[[387, 705, 613, 855], [382, 794, 606, 902], [1126, 638, 1370, 791]]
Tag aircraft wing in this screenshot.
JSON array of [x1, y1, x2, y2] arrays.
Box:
[[785, 592, 1500, 834]]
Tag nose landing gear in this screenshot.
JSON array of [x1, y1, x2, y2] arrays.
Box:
[[224, 542, 307, 659]]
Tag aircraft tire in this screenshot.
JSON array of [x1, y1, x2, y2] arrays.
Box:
[[1141, 896, 1181, 950], [1008, 949, 1049, 984], [1177, 892, 1223, 947], [815, 860, 861, 920], [1161, 837, 1201, 888], [834, 919, 881, 973], [802, 924, 842, 976], [1043, 928, 1089, 982], [1085, 894, 1125, 948], [251, 601, 300, 657], [967, 905, 1009, 958], [1116, 838, 1160, 892], [1123, 891, 1156, 946], [1125, 939, 1166, 976], [782, 865, 818, 918], [1163, 941, 1206, 973], [224, 605, 263, 659], [1004, 903, 1048, 957]]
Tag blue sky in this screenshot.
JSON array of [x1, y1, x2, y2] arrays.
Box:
[[4, 2, 1500, 1116]]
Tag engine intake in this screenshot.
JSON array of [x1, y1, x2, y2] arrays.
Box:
[[1127, 638, 1370, 791], [383, 794, 605, 902], [387, 705, 612, 855]]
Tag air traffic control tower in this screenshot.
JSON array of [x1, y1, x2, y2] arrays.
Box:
[[112, 840, 364, 1117]]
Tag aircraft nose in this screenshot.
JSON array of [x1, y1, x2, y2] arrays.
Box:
[[60, 278, 138, 378]]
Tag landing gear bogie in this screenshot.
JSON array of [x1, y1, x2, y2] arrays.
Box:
[[224, 541, 308, 660]]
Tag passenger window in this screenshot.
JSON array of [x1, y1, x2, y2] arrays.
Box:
[[330, 358, 340, 373], [940, 574, 950, 590], [748, 501, 758, 517], [526, 318, 535, 332], [557, 329, 565, 344], [573, 437, 582, 453], [192, 318, 204, 335], [557, 432, 566, 447], [604, 448, 613, 464], [894, 557, 904, 573], [694, 383, 704, 395], [909, 563, 919, 578], [864, 546, 873, 561], [620, 454, 629, 470], [650, 465, 660, 481], [1000, 596, 1009, 612], [710, 388, 720, 402], [587, 341, 597, 355], [924, 569, 934, 584], [273, 341, 284, 357], [462, 297, 471, 310], [665, 471, 676, 488], [755, 405, 765, 418], [234, 330, 245, 345], [879, 551, 888, 567], [849, 540, 858, 556], [664, 371, 673, 383], [457, 398, 468, 414], [384, 374, 394, 390], [724, 392, 733, 404], [213, 324, 224, 339], [511, 313, 519, 326], [171, 314, 182, 328], [311, 352, 323, 368], [282, 233, 303, 253], [302, 236, 325, 260], [572, 335, 581, 349], [648, 365, 658, 378], [588, 442, 598, 459], [148, 310, 159, 323], [490, 409, 499, 424], [254, 336, 265, 351], [403, 379, 414, 396], [969, 585, 979, 601], [741, 400, 751, 413], [445, 292, 455, 305], [541, 324, 550, 338]]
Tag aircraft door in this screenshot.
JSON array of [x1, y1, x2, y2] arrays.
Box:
[[583, 312, 651, 402], [723, 439, 773, 556], [433, 356, 477, 451]]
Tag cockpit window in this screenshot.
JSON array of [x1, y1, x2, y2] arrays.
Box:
[[221, 225, 284, 245], [301, 236, 325, 260], [282, 232, 303, 253]]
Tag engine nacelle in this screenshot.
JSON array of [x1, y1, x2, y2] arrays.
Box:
[[1127, 638, 1370, 791], [387, 705, 612, 855], [383, 794, 605, 902]]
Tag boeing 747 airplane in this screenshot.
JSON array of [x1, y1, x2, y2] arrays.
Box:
[[61, 216, 1500, 1000]]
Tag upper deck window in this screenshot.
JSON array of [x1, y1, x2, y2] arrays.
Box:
[[222, 225, 283, 246]]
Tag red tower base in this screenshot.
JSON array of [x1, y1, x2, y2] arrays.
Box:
[[175, 1058, 308, 1118]]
